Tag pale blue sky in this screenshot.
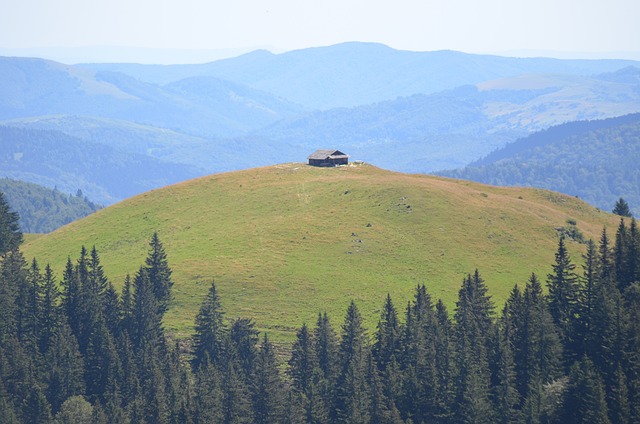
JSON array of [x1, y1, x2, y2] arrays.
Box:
[[1, 0, 639, 63]]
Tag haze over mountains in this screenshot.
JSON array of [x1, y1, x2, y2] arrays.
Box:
[[2, 42, 640, 205]]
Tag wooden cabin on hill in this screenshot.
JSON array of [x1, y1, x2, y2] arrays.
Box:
[[308, 149, 349, 167]]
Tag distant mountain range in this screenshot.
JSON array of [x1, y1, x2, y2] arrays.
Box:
[[80, 42, 640, 110], [1, 42, 640, 204], [439, 113, 640, 217]]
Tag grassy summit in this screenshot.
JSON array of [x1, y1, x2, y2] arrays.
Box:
[[22, 163, 619, 342]]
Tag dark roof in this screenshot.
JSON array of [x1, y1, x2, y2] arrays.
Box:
[[307, 149, 349, 160]]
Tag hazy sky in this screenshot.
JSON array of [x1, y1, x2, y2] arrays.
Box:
[[1, 0, 639, 63]]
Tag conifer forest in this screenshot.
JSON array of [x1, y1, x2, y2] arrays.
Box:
[[1, 192, 640, 424]]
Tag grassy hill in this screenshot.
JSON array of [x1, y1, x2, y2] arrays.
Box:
[[21, 164, 620, 343]]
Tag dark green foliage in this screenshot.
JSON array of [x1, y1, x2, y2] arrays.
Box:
[[228, 318, 259, 382], [508, 274, 562, 415], [0, 191, 23, 256], [194, 356, 224, 424], [44, 322, 85, 414], [547, 236, 581, 366], [335, 301, 372, 423], [132, 266, 164, 356], [252, 334, 285, 424], [453, 271, 496, 424], [191, 282, 226, 371], [440, 114, 640, 217], [222, 361, 253, 424], [614, 198, 633, 217], [0, 178, 101, 233], [491, 311, 520, 424], [145, 233, 174, 316], [562, 357, 611, 424], [22, 385, 52, 424], [2, 224, 640, 423]]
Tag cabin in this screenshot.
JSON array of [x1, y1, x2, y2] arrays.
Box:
[[307, 149, 349, 167]]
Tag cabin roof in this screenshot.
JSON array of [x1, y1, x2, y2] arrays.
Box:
[[307, 149, 349, 160]]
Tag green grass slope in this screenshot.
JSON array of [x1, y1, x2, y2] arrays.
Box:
[[22, 164, 620, 342]]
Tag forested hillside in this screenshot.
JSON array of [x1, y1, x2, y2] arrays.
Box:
[[2, 186, 640, 423], [440, 114, 640, 216], [0, 125, 202, 204], [0, 178, 101, 233]]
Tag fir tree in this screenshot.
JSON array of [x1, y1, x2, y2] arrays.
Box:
[[132, 266, 164, 357], [194, 354, 224, 424], [491, 310, 520, 424], [22, 384, 52, 424], [547, 236, 580, 366], [453, 271, 495, 424], [192, 282, 227, 371], [228, 318, 259, 383], [0, 191, 23, 257], [44, 321, 85, 414], [289, 323, 317, 395], [145, 232, 174, 316], [39, 264, 60, 354], [252, 334, 286, 424], [562, 356, 611, 424], [335, 301, 372, 424], [373, 294, 401, 372], [613, 197, 633, 218], [222, 360, 253, 424]]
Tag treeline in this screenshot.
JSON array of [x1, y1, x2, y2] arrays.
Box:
[[0, 179, 101, 233], [438, 115, 640, 217], [1, 211, 640, 422]]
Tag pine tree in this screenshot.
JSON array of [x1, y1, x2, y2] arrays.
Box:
[[314, 311, 338, 414], [335, 301, 372, 424], [0, 191, 23, 257], [491, 309, 520, 424], [453, 271, 495, 424], [624, 282, 640, 423], [44, 321, 85, 414], [102, 281, 121, 337], [120, 274, 134, 335], [22, 384, 52, 424], [0, 250, 19, 342], [19, 258, 42, 355], [400, 285, 438, 422], [228, 318, 259, 383], [39, 264, 60, 354], [433, 299, 455, 423], [547, 235, 580, 366], [252, 334, 286, 424], [222, 360, 254, 424], [562, 356, 611, 424], [1, 249, 28, 344], [373, 294, 401, 372], [509, 274, 562, 418], [289, 323, 317, 395], [613, 197, 633, 218], [194, 355, 224, 424], [192, 282, 227, 371], [132, 266, 164, 357], [145, 232, 174, 316]]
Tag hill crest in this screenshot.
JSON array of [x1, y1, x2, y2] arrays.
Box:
[[22, 163, 620, 341]]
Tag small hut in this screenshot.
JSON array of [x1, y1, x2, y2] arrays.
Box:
[[307, 149, 349, 167]]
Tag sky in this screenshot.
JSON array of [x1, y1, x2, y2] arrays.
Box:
[[1, 0, 639, 63]]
